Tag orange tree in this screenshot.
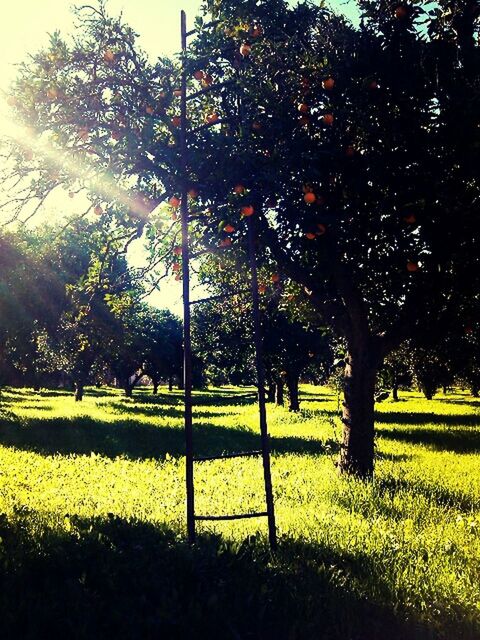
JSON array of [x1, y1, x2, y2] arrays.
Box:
[[3, 0, 479, 476]]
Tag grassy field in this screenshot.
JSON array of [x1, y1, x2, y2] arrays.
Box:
[[0, 385, 478, 639]]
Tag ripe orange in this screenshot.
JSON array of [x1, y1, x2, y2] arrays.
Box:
[[173, 89, 182, 97], [305, 232, 316, 240], [395, 5, 408, 19], [241, 205, 255, 217], [299, 115, 310, 126], [251, 25, 263, 38], [406, 261, 419, 272], [194, 70, 204, 81], [240, 42, 252, 57], [205, 113, 219, 124], [234, 184, 245, 194], [94, 205, 103, 216], [258, 284, 267, 294], [224, 224, 235, 233], [369, 80, 378, 90], [298, 103, 309, 113], [271, 273, 280, 283], [175, 274, 182, 281], [219, 237, 232, 247], [188, 188, 198, 199], [316, 223, 327, 235], [173, 246, 182, 256], [345, 145, 355, 157], [202, 74, 213, 87], [322, 77, 335, 90], [172, 262, 181, 272], [111, 130, 123, 141], [323, 113, 334, 125], [104, 49, 116, 63], [171, 116, 181, 127], [304, 192, 316, 204], [169, 196, 181, 208], [145, 105, 155, 115], [46, 87, 58, 100]]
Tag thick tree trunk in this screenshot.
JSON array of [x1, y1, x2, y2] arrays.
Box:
[[471, 386, 479, 398], [286, 373, 300, 412], [168, 375, 173, 392], [276, 380, 284, 406], [153, 381, 159, 395], [339, 348, 377, 478], [74, 382, 84, 402], [124, 385, 133, 398], [33, 383, 41, 392]]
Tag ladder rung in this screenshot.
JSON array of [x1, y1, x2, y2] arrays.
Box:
[[195, 511, 268, 521], [193, 450, 262, 462]]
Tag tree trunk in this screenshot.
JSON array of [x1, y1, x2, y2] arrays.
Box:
[[286, 373, 300, 412], [74, 381, 84, 402], [339, 348, 378, 478], [33, 383, 41, 393], [168, 375, 173, 392], [153, 381, 159, 395], [471, 386, 479, 398], [392, 369, 399, 401], [276, 380, 284, 406], [267, 381, 276, 403], [124, 385, 133, 398]]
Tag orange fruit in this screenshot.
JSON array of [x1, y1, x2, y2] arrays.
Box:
[[173, 88, 182, 97], [241, 205, 254, 217], [323, 113, 334, 125], [322, 77, 335, 90], [145, 105, 155, 115], [403, 214, 416, 224], [407, 261, 419, 272], [94, 205, 103, 216], [304, 192, 316, 204], [173, 246, 182, 256], [271, 273, 280, 283], [219, 237, 232, 247], [68, 191, 75, 199], [194, 70, 204, 81], [240, 42, 252, 57], [298, 103, 309, 113], [111, 130, 123, 141], [299, 115, 310, 126], [224, 224, 235, 233], [395, 5, 408, 19], [46, 87, 58, 100], [202, 74, 213, 87], [305, 232, 316, 240], [252, 121, 262, 131], [103, 49, 116, 63], [175, 274, 182, 281], [172, 262, 181, 272], [258, 284, 267, 294], [316, 223, 327, 235], [251, 25, 263, 38], [171, 116, 181, 127], [369, 80, 378, 90], [169, 196, 181, 208], [234, 184, 245, 194], [205, 113, 219, 124], [188, 188, 198, 199]]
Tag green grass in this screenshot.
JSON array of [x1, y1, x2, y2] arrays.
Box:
[[0, 385, 479, 639]]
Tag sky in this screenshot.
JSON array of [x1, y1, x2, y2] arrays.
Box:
[[0, 0, 358, 315]]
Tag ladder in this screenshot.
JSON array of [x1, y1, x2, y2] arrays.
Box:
[[178, 10, 277, 549]]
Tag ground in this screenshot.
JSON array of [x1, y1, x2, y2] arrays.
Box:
[[0, 385, 478, 639]]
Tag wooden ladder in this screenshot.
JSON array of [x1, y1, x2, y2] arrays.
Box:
[[178, 10, 277, 549]]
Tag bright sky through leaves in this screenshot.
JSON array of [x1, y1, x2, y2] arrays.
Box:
[[0, 0, 358, 314]]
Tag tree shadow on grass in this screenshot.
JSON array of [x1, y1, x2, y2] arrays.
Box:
[[377, 427, 480, 454], [0, 412, 329, 460], [375, 411, 479, 427], [0, 511, 464, 640]]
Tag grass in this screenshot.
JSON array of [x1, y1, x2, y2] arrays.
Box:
[[0, 385, 478, 639]]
